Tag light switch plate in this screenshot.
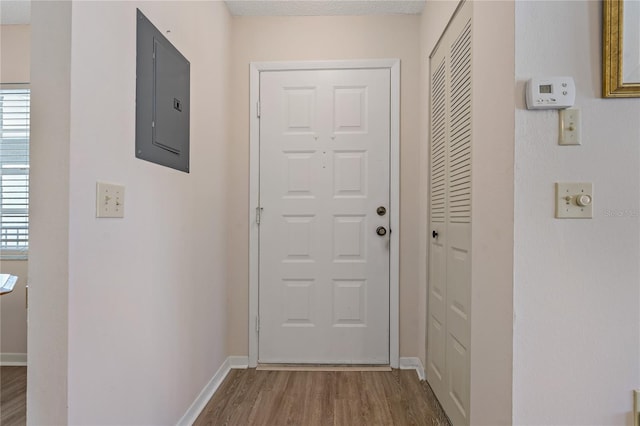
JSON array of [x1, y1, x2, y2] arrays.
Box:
[[96, 182, 125, 218], [555, 182, 593, 219], [559, 108, 581, 145]]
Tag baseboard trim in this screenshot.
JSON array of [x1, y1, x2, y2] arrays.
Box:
[[228, 355, 249, 369], [176, 356, 248, 425], [257, 364, 392, 372], [399, 357, 425, 381], [0, 352, 27, 366]]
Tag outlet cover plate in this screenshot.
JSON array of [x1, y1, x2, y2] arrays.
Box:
[[96, 182, 125, 218], [555, 182, 593, 219]]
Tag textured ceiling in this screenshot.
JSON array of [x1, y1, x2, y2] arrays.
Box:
[[224, 0, 426, 16], [0, 0, 30, 25], [0, 0, 426, 25]]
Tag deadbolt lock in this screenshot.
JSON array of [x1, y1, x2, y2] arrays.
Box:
[[377, 206, 387, 216]]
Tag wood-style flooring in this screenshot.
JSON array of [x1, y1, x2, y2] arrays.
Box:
[[0, 366, 27, 426], [0, 366, 450, 426], [194, 369, 450, 426]]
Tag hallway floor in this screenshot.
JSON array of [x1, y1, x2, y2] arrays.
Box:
[[0, 366, 26, 426], [194, 368, 450, 426]]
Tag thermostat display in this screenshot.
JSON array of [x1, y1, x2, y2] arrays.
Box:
[[526, 77, 575, 110], [539, 84, 552, 94]]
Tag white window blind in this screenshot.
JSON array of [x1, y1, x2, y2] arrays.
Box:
[[0, 88, 30, 257]]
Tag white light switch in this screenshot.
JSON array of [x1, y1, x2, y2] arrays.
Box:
[[96, 182, 125, 218], [559, 108, 581, 145], [555, 182, 593, 219]]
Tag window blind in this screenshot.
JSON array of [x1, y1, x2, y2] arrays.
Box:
[[0, 88, 30, 256]]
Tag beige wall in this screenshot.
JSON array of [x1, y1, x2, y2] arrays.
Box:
[[0, 24, 30, 359], [1, 24, 30, 83], [29, 1, 232, 423], [469, 2, 514, 423], [514, 1, 640, 424], [227, 15, 422, 358], [29, 2, 71, 421]]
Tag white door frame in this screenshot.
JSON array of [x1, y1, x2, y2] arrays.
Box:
[[248, 59, 400, 368]]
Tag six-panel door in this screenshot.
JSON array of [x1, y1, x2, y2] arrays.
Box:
[[258, 69, 391, 364]]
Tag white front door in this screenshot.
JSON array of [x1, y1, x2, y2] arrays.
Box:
[[258, 68, 390, 364]]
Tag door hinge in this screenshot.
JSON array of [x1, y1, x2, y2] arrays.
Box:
[[255, 315, 260, 332], [256, 101, 261, 118], [256, 206, 263, 225]]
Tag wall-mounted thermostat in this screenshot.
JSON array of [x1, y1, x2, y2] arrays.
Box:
[[526, 77, 575, 110]]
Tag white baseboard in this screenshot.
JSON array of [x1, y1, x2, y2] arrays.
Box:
[[228, 355, 249, 369], [0, 352, 27, 366], [176, 355, 249, 425], [399, 356, 425, 381]]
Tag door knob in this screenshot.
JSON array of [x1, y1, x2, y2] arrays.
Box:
[[377, 206, 387, 216], [376, 226, 387, 236], [432, 230, 439, 239]]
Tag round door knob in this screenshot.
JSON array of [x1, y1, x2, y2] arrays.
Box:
[[432, 230, 439, 239], [376, 226, 387, 236]]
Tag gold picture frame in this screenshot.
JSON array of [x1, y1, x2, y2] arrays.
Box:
[[603, 0, 640, 97]]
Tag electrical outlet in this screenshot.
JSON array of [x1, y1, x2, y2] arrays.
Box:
[[559, 108, 581, 145], [555, 182, 593, 219], [96, 182, 125, 218]]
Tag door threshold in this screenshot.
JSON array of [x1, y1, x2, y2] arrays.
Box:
[[256, 364, 392, 372]]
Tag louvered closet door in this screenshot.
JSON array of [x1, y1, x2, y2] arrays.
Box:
[[427, 3, 472, 425], [427, 51, 448, 400]]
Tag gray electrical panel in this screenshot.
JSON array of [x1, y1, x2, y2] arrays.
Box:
[[136, 9, 190, 173]]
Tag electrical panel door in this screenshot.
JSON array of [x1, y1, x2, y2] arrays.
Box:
[[136, 9, 190, 173]]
